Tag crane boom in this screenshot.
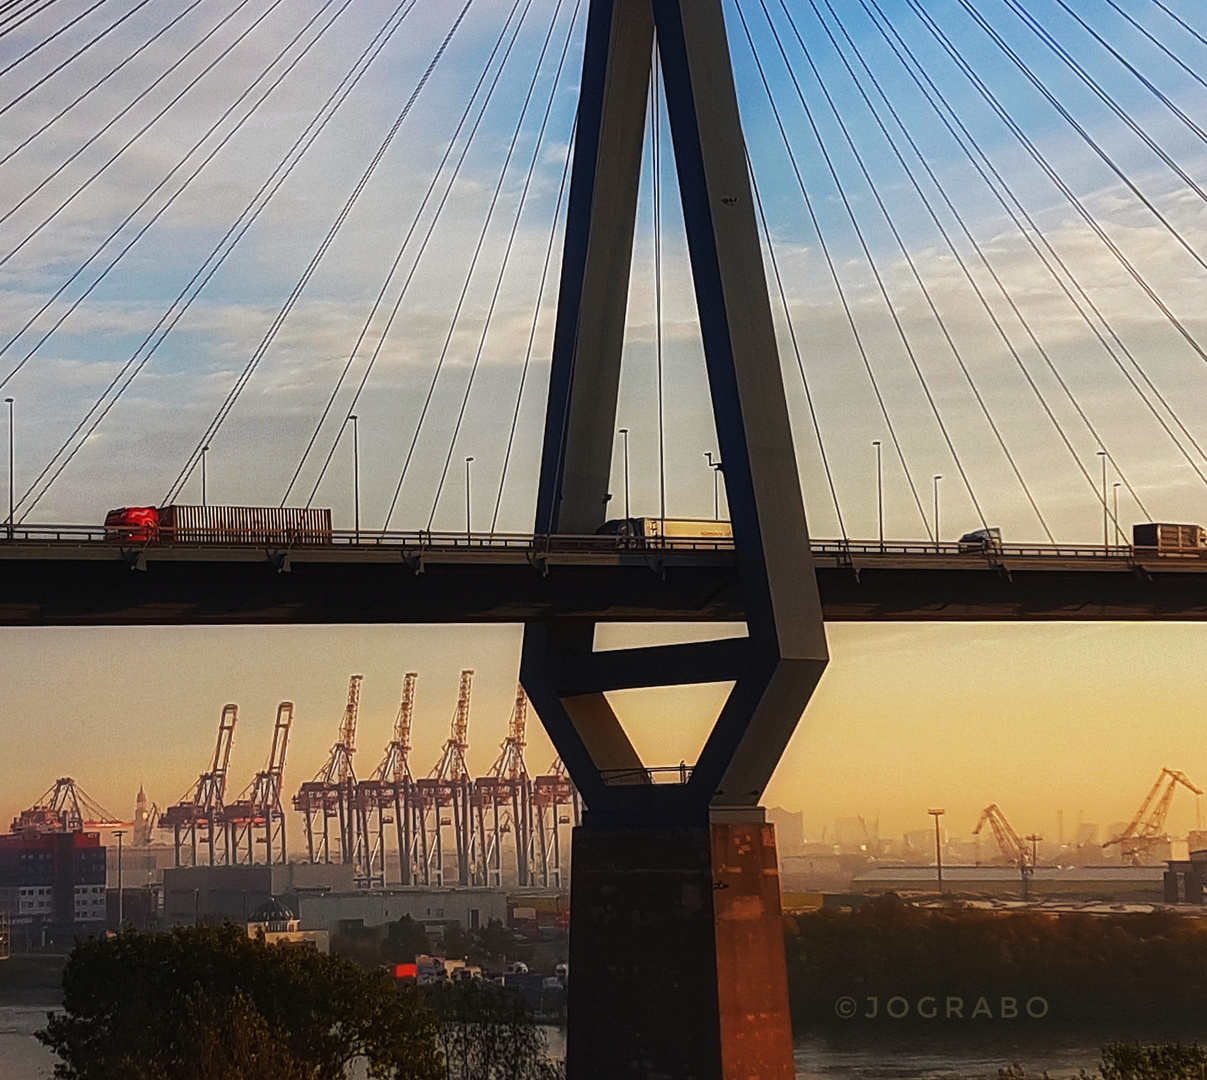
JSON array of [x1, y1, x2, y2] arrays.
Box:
[[1105, 768, 1203, 854], [340, 675, 362, 753], [396, 672, 417, 750], [451, 669, 473, 749], [973, 804, 1028, 866]]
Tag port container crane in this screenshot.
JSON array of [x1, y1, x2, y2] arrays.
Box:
[[222, 702, 293, 866], [11, 778, 128, 835], [159, 704, 237, 866], [416, 670, 474, 886], [294, 676, 364, 869], [360, 673, 419, 887], [473, 686, 535, 887]]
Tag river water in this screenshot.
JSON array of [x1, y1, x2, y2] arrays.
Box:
[[5, 1007, 1202, 1080]]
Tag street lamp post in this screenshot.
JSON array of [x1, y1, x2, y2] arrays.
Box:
[[349, 415, 359, 542], [932, 475, 942, 553], [3, 397, 12, 540], [1097, 451, 1108, 549], [704, 451, 722, 520], [114, 830, 126, 929], [465, 456, 474, 536], [619, 429, 630, 520], [1112, 482, 1121, 547], [201, 445, 209, 507], [928, 808, 945, 892], [873, 440, 883, 551]]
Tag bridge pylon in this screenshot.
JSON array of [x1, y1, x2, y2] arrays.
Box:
[[521, 1, 828, 1076]]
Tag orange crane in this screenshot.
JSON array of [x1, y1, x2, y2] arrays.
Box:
[[360, 672, 420, 886], [222, 702, 293, 866], [159, 704, 238, 866], [294, 676, 364, 868], [11, 778, 129, 834], [474, 686, 534, 886], [1103, 768, 1203, 863], [973, 804, 1030, 868], [416, 670, 474, 886]]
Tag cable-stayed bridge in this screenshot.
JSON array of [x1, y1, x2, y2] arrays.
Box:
[[3, 0, 1207, 1076]]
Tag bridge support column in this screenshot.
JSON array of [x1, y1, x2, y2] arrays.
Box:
[[566, 815, 793, 1080]]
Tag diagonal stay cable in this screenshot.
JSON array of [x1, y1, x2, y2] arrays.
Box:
[[730, 0, 931, 538], [1103, 0, 1207, 97], [0, 0, 326, 391], [169, 0, 475, 505], [425, 0, 579, 530], [16, 0, 374, 517], [900, 0, 1207, 379], [282, 0, 505, 507], [1148, 0, 1207, 54], [0, 0, 208, 171], [0, 0, 157, 120], [827, 0, 1205, 503], [859, 0, 1155, 518], [490, 123, 576, 533], [0, 1, 59, 38], [750, 0, 990, 531], [0, 0, 276, 263], [0, 0, 104, 77], [378, 0, 539, 531]]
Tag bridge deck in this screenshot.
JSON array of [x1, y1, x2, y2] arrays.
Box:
[[0, 528, 1203, 624]]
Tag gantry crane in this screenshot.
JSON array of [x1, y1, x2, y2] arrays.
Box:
[[294, 676, 365, 869], [222, 702, 293, 866], [473, 686, 535, 887], [416, 670, 474, 886], [532, 755, 580, 888], [11, 778, 129, 835], [1103, 768, 1203, 863], [159, 704, 238, 866], [360, 673, 419, 886]]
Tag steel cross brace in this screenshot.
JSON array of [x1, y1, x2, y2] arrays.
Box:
[[522, 0, 828, 828]]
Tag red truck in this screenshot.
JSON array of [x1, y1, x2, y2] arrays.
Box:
[[104, 505, 333, 545]]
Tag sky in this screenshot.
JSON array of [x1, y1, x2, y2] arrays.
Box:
[[1, 0, 1207, 844]]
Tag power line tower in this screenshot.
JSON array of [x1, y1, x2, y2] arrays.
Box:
[[360, 672, 419, 886], [159, 704, 237, 866], [223, 702, 293, 865], [473, 685, 535, 886], [294, 676, 365, 871], [416, 670, 474, 886]]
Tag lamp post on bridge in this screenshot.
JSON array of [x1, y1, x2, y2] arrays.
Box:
[[1097, 451, 1108, 549], [618, 428, 630, 520], [873, 440, 883, 551], [349, 415, 359, 542], [928, 808, 945, 893], [200, 445, 209, 507], [1113, 482, 1121, 548], [932, 475, 942, 553], [464, 456, 474, 537], [4, 397, 12, 541], [704, 451, 722, 520]]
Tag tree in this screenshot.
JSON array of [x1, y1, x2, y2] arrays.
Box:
[[422, 980, 563, 1080], [471, 920, 515, 964], [442, 921, 472, 960], [37, 925, 442, 1080], [384, 915, 431, 965]]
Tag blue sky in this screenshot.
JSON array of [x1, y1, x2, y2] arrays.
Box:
[[3, 0, 1207, 839]]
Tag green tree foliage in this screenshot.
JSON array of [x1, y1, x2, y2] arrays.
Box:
[[471, 920, 515, 965], [384, 915, 432, 965], [442, 921, 473, 960], [37, 925, 443, 1080], [422, 980, 563, 1080], [1098, 1042, 1207, 1080], [786, 895, 1207, 1027]]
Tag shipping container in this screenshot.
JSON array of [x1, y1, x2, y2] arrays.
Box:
[[595, 517, 733, 541], [104, 505, 333, 545], [1132, 522, 1207, 554]]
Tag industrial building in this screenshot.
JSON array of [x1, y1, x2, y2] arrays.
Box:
[[852, 864, 1165, 901], [0, 829, 107, 947]]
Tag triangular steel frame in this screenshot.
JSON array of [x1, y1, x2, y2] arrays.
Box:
[[521, 0, 828, 827]]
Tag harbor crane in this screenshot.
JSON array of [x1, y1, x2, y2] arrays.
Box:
[[222, 702, 293, 866], [294, 676, 364, 868], [12, 777, 129, 834], [973, 804, 1031, 868], [360, 672, 420, 887], [1103, 767, 1203, 863], [159, 704, 237, 866], [416, 670, 474, 886], [474, 686, 535, 887]]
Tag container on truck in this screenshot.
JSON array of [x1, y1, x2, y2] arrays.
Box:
[[104, 505, 333, 545], [1131, 522, 1207, 555]]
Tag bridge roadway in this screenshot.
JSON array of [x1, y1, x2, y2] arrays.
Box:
[[0, 526, 1205, 625]]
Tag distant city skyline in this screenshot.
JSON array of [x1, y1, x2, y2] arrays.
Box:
[[3, 619, 1204, 851]]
